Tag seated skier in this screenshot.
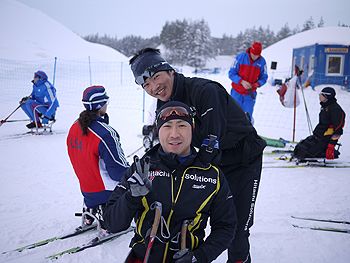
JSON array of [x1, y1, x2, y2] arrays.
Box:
[[20, 70, 59, 129], [293, 87, 345, 160]]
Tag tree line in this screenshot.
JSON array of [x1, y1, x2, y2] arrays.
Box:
[[83, 16, 349, 68]]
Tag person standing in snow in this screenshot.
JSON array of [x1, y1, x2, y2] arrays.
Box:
[[20, 70, 59, 129], [228, 42, 268, 124], [127, 48, 266, 263], [104, 101, 237, 263], [67, 85, 129, 230], [293, 87, 345, 160]]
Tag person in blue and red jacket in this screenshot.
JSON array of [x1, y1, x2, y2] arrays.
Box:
[[67, 85, 129, 228], [20, 70, 59, 129], [228, 42, 268, 124]]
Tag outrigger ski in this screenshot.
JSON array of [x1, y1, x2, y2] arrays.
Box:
[[291, 215, 350, 225], [2, 223, 97, 254], [293, 224, 350, 234], [2, 211, 103, 254], [46, 226, 135, 260], [263, 149, 294, 155]]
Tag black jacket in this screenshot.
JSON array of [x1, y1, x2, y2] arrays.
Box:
[[313, 98, 345, 145], [157, 73, 266, 166], [104, 145, 237, 263]]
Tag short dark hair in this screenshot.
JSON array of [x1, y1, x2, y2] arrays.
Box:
[[129, 48, 161, 65]]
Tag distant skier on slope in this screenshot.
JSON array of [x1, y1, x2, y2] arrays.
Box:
[[293, 87, 346, 160], [20, 70, 59, 129]]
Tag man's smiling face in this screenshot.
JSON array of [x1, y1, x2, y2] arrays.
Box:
[[142, 70, 174, 101]]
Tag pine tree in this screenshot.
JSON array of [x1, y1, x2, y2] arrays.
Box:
[[302, 17, 316, 32], [276, 23, 292, 41], [318, 16, 325, 28]]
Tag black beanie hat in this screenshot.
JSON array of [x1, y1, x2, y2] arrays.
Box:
[[320, 87, 336, 100], [156, 101, 194, 131], [130, 49, 173, 85]]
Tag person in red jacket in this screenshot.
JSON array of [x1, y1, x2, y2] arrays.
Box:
[[293, 87, 345, 160], [67, 85, 129, 230], [228, 42, 268, 124]]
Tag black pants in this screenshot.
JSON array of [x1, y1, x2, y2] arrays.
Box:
[[293, 135, 329, 159], [220, 153, 263, 263]]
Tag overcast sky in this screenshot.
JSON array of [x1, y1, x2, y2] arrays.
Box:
[[16, 0, 350, 39]]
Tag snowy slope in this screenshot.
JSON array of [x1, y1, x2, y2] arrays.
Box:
[[1, 1, 350, 263], [0, 0, 128, 61]]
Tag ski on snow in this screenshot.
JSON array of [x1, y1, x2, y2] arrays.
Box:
[[292, 215, 350, 234], [46, 226, 135, 260], [291, 215, 350, 225], [292, 224, 350, 234], [2, 223, 97, 254], [263, 149, 294, 155]]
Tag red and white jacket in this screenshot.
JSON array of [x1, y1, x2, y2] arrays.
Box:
[[67, 114, 129, 208]]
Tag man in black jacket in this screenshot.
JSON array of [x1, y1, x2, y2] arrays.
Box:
[[104, 101, 237, 263], [128, 48, 266, 263], [293, 87, 345, 160]]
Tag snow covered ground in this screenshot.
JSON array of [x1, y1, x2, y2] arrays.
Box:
[[1, 0, 350, 262]]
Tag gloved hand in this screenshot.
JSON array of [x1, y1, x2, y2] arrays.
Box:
[[19, 96, 30, 104], [42, 116, 50, 124], [247, 89, 255, 99], [173, 249, 197, 263], [326, 144, 335, 159], [252, 82, 260, 89], [198, 135, 221, 165], [127, 156, 152, 197]]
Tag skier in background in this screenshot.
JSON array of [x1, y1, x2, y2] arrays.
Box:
[[128, 48, 266, 263], [20, 70, 59, 128], [67, 85, 129, 232], [293, 87, 345, 160], [228, 42, 268, 124]]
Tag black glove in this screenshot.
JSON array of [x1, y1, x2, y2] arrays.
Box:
[[19, 96, 30, 104], [198, 135, 221, 165], [173, 249, 197, 263], [127, 156, 152, 197]]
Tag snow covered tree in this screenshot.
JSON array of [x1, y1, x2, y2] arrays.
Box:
[[160, 19, 189, 65], [276, 23, 292, 41], [160, 19, 215, 67], [234, 31, 245, 54], [186, 19, 216, 68], [213, 34, 236, 56], [302, 17, 316, 32], [318, 16, 325, 28]]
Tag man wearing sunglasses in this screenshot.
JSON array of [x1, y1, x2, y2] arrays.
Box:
[[293, 87, 345, 160], [104, 101, 236, 263], [129, 48, 266, 263]]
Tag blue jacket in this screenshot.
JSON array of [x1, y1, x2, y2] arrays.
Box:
[[229, 48, 268, 95], [31, 79, 59, 119]]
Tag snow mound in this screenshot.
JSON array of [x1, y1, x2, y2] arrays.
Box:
[[0, 0, 128, 61]]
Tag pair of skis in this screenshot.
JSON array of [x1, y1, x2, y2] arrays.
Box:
[[2, 222, 134, 260], [292, 215, 350, 234]]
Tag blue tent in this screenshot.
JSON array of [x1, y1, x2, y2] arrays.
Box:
[[292, 44, 350, 90]]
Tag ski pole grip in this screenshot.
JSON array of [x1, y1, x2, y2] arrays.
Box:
[[180, 220, 189, 250], [151, 208, 161, 237]]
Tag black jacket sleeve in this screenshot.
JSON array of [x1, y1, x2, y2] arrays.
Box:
[[104, 167, 143, 233]]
